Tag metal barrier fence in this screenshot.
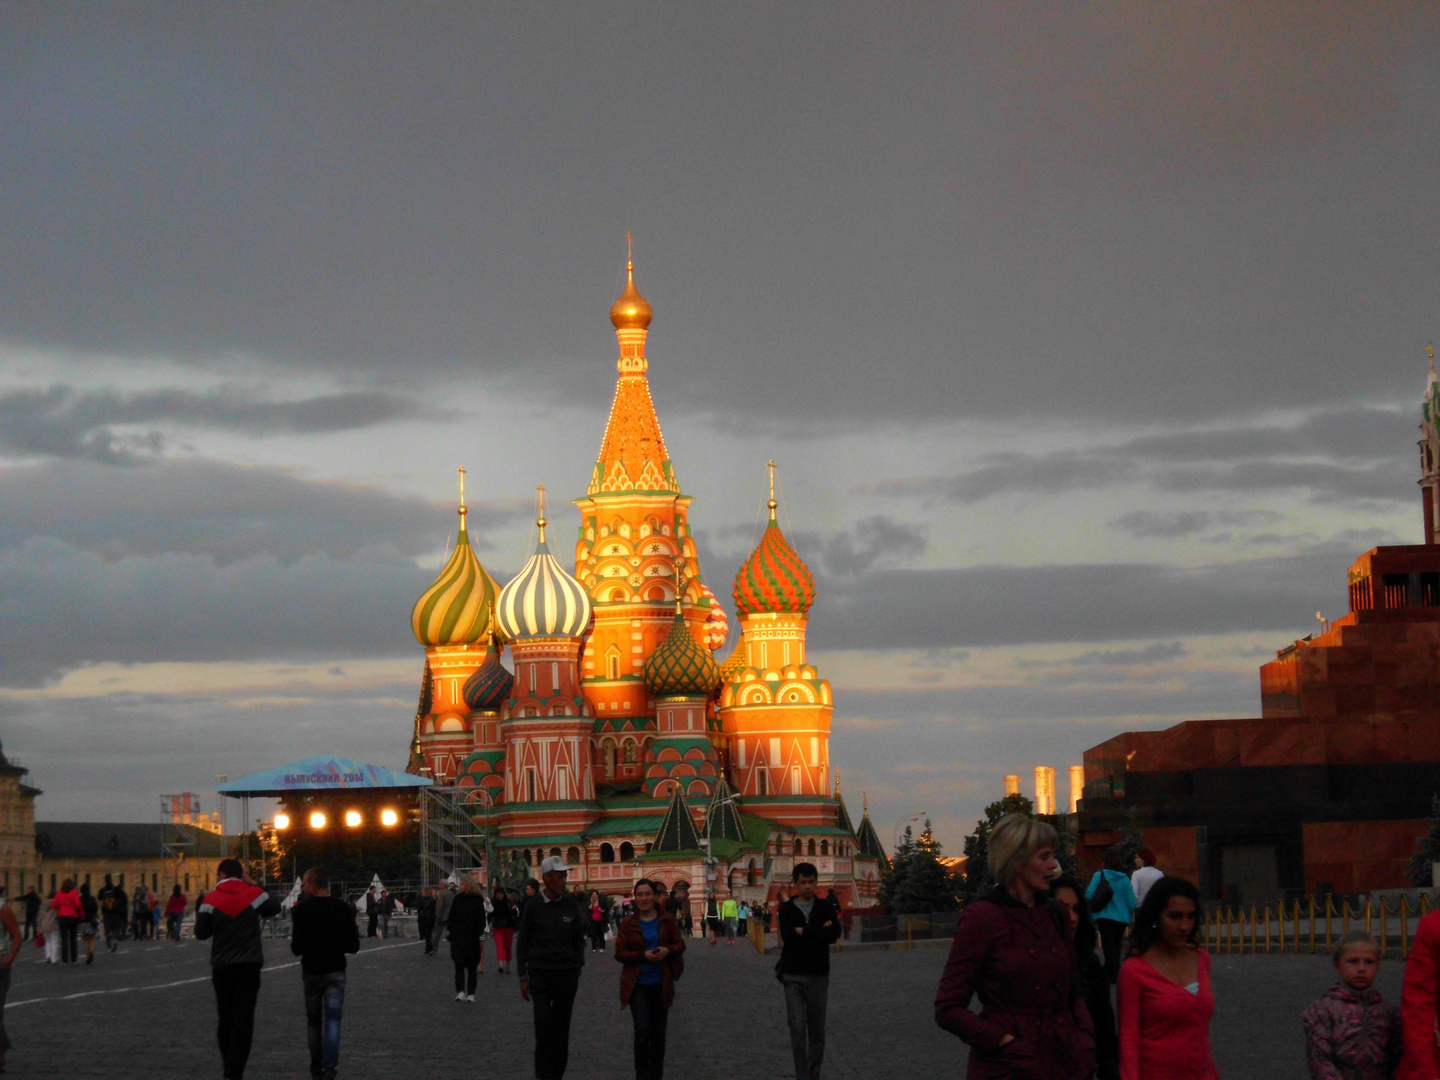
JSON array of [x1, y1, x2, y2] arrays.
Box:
[[1203, 893, 1433, 958]]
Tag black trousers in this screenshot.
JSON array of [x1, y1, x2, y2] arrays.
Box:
[[454, 961, 477, 995], [1096, 918, 1127, 983], [212, 963, 262, 1080], [529, 968, 580, 1079], [366, 912, 377, 937], [629, 982, 669, 1080], [57, 917, 78, 963]]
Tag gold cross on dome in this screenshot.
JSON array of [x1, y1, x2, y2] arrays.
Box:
[[766, 459, 777, 510], [457, 466, 467, 508]]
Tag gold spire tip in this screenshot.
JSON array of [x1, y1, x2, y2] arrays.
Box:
[[766, 460, 778, 513], [626, 232, 634, 274], [535, 484, 547, 540], [457, 466, 467, 517]]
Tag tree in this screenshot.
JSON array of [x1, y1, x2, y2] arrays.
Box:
[[960, 793, 1034, 899], [1408, 793, 1440, 887], [1114, 807, 1146, 870], [879, 820, 962, 914]]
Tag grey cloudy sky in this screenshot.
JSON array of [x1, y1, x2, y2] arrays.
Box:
[[2, 2, 1438, 851]]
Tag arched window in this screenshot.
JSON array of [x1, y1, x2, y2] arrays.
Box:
[[620, 841, 635, 862], [567, 846, 581, 866], [807, 839, 816, 856], [549, 847, 561, 858], [603, 744, 616, 778], [606, 646, 621, 680], [792, 839, 802, 857], [522, 849, 532, 866], [623, 741, 637, 764], [747, 859, 758, 886], [600, 843, 615, 864], [821, 840, 829, 856]]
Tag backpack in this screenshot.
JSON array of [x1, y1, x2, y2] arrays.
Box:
[[1089, 872, 1114, 913]]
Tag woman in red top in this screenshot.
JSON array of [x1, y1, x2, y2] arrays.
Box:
[[49, 879, 83, 964], [1400, 904, 1440, 1080], [163, 885, 188, 942], [1117, 876, 1217, 1080]]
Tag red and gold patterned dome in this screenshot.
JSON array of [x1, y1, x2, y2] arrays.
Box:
[[733, 469, 816, 616]]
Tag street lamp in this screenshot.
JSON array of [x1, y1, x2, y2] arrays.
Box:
[[894, 811, 925, 852]]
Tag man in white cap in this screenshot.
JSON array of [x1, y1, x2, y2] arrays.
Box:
[[515, 854, 586, 1080]]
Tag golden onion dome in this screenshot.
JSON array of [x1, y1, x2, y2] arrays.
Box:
[[609, 257, 653, 330], [411, 477, 496, 647]]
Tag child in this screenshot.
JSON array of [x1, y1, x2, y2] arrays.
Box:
[[1304, 930, 1401, 1080]]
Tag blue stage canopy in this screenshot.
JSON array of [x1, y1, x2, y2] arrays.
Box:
[[216, 755, 434, 798]]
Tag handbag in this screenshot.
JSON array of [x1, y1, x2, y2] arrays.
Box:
[[1089, 873, 1114, 913], [34, 932, 44, 948]]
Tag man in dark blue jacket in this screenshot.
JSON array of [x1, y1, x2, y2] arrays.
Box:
[[195, 858, 282, 1080], [777, 862, 843, 1080]]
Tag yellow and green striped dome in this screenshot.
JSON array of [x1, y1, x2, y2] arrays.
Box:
[[411, 507, 497, 647]]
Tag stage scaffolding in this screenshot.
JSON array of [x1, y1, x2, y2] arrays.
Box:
[[418, 786, 493, 889]]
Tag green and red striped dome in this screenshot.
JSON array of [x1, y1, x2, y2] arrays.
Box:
[[644, 610, 721, 698], [733, 514, 816, 616]]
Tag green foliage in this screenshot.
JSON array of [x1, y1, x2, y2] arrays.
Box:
[[1408, 793, 1440, 887], [960, 793, 1034, 899], [879, 820, 962, 914], [1114, 807, 1146, 870]]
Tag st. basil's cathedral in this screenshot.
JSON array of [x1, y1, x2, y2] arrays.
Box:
[[405, 249, 887, 907]]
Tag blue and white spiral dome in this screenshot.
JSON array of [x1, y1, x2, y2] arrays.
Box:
[[496, 520, 594, 640]]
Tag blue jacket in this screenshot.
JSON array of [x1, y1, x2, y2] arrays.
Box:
[[1085, 869, 1136, 924]]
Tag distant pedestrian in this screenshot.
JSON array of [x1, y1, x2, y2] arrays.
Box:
[[78, 882, 99, 965], [132, 890, 149, 941], [588, 891, 607, 953], [1399, 898, 1440, 1079], [36, 894, 59, 964], [164, 885, 187, 941], [364, 891, 378, 939], [0, 892, 21, 1072], [516, 855, 587, 1080], [417, 888, 437, 955], [99, 875, 125, 952], [448, 875, 487, 1002], [21, 887, 38, 942], [519, 878, 540, 919], [290, 867, 359, 1080], [664, 881, 691, 937], [378, 890, 395, 939], [1117, 875, 1215, 1080], [1305, 930, 1398, 1080], [737, 900, 749, 938], [490, 886, 518, 975], [432, 881, 454, 956], [935, 814, 1092, 1080], [705, 893, 721, 945], [778, 862, 844, 1080], [615, 877, 686, 1080], [721, 894, 738, 943], [195, 857, 282, 1080], [1087, 846, 1138, 983], [50, 879, 82, 964], [1051, 875, 1119, 1080], [1131, 849, 1164, 908]]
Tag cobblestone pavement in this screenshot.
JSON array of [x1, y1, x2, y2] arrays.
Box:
[[0, 932, 1409, 1078]]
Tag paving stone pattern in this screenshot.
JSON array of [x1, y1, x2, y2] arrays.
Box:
[[0, 933, 1407, 1078]]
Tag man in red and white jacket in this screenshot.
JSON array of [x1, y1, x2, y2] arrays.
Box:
[[195, 858, 282, 1080]]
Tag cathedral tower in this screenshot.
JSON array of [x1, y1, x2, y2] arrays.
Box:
[[640, 590, 723, 799], [572, 241, 725, 783]]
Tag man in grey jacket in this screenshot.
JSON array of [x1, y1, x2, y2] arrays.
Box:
[[516, 855, 586, 1080], [431, 881, 454, 957]]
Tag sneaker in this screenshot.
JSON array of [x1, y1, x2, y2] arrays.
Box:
[[465, 994, 475, 1002], [455, 992, 465, 1001]]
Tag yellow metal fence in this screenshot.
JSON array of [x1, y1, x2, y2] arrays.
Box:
[[1203, 894, 1431, 958]]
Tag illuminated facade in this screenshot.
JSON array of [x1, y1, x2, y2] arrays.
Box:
[[405, 248, 886, 907]]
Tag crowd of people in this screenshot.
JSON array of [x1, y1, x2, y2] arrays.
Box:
[[934, 812, 1440, 1080], [12, 825, 1440, 1079]]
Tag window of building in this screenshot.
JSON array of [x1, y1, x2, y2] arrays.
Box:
[[567, 846, 580, 866], [791, 765, 802, 793], [620, 842, 635, 862], [526, 769, 537, 803], [604, 745, 616, 778], [606, 648, 621, 680], [600, 843, 615, 864], [151, 872, 157, 891], [737, 741, 746, 768], [807, 840, 816, 856], [757, 770, 767, 796], [551, 661, 560, 690], [84, 873, 90, 888], [792, 839, 802, 856], [183, 874, 189, 891], [557, 766, 570, 801], [821, 840, 829, 856], [529, 663, 536, 694]]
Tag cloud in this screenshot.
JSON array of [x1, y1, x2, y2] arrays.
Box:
[[0, 384, 434, 464], [1109, 509, 1282, 539], [816, 516, 927, 576], [0, 458, 526, 565], [1069, 641, 1187, 666]]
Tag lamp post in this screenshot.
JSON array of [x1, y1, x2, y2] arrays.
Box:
[[894, 811, 925, 852], [701, 790, 739, 934]]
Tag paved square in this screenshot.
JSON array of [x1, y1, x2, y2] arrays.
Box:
[[0, 933, 1408, 1078]]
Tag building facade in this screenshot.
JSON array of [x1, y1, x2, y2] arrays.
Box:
[[406, 252, 886, 908], [1079, 354, 1440, 903]]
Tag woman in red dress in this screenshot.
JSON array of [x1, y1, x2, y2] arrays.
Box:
[[1117, 876, 1217, 1080]]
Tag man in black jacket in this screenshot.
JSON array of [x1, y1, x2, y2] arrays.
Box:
[[777, 862, 843, 1080], [290, 867, 360, 1080], [195, 858, 283, 1080], [22, 887, 39, 942], [515, 854, 586, 1080]]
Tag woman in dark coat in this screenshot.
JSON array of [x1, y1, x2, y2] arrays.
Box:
[[447, 876, 486, 1001], [614, 878, 686, 1080], [935, 814, 1094, 1079], [1051, 876, 1118, 1080], [417, 887, 437, 956], [489, 886, 518, 975]]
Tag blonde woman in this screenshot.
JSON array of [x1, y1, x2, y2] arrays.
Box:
[[448, 875, 486, 1001], [935, 813, 1093, 1079]]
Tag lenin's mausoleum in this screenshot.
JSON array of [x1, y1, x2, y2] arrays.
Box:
[[1079, 353, 1440, 903]]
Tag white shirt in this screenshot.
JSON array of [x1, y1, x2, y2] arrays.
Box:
[[1132, 865, 1164, 905]]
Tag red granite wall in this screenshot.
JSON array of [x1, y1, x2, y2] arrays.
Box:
[[1303, 819, 1423, 894]]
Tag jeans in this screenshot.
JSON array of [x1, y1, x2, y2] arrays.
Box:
[[528, 967, 581, 1079], [379, 914, 390, 939], [1096, 918, 1127, 984], [430, 919, 447, 953], [57, 917, 78, 963], [303, 971, 345, 1078], [724, 917, 737, 940], [213, 963, 262, 1080], [168, 914, 182, 941], [104, 916, 123, 949], [629, 981, 668, 1080], [783, 974, 829, 1080]]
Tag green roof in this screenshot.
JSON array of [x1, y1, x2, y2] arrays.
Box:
[[835, 794, 855, 834], [856, 813, 889, 868], [652, 789, 703, 853], [495, 834, 585, 848], [705, 776, 746, 844], [584, 815, 664, 838]]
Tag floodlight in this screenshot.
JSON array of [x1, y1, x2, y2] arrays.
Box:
[[380, 808, 399, 827], [274, 813, 291, 830], [345, 810, 362, 828], [309, 811, 327, 829]]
